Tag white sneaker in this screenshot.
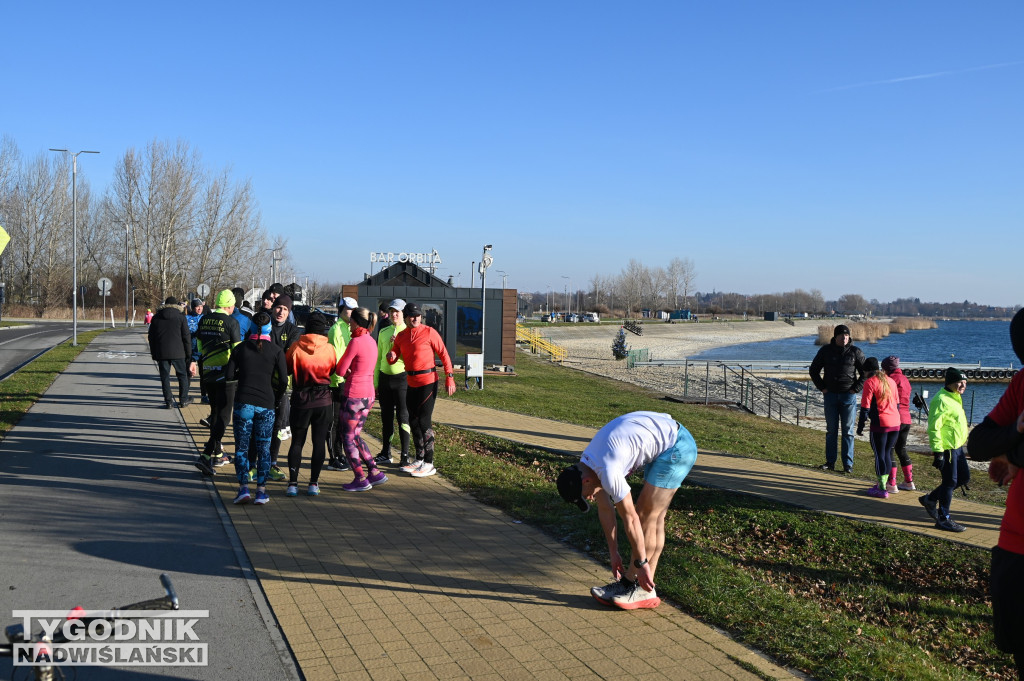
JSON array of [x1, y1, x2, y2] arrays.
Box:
[[277, 426, 292, 442], [897, 481, 916, 491], [411, 463, 436, 478], [611, 581, 660, 610], [400, 460, 423, 474], [591, 578, 632, 606]]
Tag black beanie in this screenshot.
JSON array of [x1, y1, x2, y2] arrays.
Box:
[[944, 367, 966, 385], [1012, 308, 1024, 365], [863, 357, 879, 374], [304, 312, 328, 336], [275, 294, 293, 312]]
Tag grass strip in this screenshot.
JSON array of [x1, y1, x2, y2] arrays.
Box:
[[0, 330, 107, 437]]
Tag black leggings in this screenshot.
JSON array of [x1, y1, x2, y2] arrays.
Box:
[[205, 380, 236, 451], [991, 545, 1024, 676], [893, 423, 912, 467], [286, 404, 332, 485], [378, 372, 410, 457], [406, 381, 438, 464]]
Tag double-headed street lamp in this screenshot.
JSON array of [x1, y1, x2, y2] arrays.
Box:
[[479, 245, 493, 388], [50, 148, 99, 346]]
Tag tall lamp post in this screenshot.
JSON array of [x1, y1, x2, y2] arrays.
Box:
[[496, 270, 507, 289], [478, 245, 493, 388], [50, 148, 99, 346], [561, 275, 571, 317]]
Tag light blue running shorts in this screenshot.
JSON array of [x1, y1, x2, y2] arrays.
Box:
[[644, 422, 697, 489]]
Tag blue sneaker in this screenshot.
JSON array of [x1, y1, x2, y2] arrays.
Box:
[[306, 484, 320, 496], [285, 485, 298, 497], [253, 490, 270, 505], [233, 486, 251, 505]]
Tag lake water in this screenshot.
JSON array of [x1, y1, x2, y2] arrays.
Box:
[[692, 320, 1018, 424]]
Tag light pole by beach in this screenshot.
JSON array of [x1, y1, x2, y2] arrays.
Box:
[[49, 148, 99, 346], [479, 245, 493, 387]]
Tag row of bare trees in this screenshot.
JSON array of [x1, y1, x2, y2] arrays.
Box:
[[0, 136, 286, 316]]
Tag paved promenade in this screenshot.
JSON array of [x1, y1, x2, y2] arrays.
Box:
[[2, 328, 1007, 680]]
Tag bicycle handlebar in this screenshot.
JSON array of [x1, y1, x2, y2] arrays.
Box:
[[1, 573, 179, 655]]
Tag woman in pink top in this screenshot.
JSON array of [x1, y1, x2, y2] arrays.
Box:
[[334, 307, 388, 492], [857, 356, 901, 498]]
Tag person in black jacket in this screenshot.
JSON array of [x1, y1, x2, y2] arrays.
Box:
[[147, 297, 196, 408], [809, 324, 867, 473], [225, 311, 288, 505], [265, 294, 299, 480]]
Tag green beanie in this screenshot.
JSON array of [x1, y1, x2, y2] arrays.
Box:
[[215, 289, 235, 310]]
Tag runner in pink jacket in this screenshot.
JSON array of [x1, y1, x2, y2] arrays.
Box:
[[857, 357, 901, 498], [882, 356, 915, 490]]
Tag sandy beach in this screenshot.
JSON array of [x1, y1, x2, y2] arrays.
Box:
[[534, 318, 932, 449]]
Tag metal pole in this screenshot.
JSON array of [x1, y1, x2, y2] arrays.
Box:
[[125, 223, 129, 324], [481, 265, 486, 389], [72, 155, 78, 345]]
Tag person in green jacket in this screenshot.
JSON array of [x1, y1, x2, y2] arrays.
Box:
[[920, 367, 970, 532], [373, 299, 412, 466]]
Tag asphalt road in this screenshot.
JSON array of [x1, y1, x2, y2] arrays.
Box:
[[0, 320, 107, 379]]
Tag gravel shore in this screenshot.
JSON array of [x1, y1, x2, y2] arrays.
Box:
[[534, 319, 932, 449]]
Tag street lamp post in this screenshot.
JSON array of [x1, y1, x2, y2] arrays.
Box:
[[479, 245, 493, 388], [561, 275, 571, 316], [124, 223, 130, 325], [50, 148, 99, 346], [496, 270, 507, 289]]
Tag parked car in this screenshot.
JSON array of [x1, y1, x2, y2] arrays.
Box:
[[293, 305, 338, 329]]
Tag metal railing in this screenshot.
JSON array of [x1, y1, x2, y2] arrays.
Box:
[[515, 324, 567, 362]]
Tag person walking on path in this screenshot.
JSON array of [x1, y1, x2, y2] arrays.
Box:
[[194, 289, 241, 475], [386, 303, 456, 478], [325, 296, 358, 471], [144, 308, 154, 325], [226, 311, 288, 506], [374, 298, 411, 467], [882, 355, 916, 490], [187, 299, 209, 406], [283, 312, 335, 497], [556, 411, 698, 610], [335, 307, 388, 492], [920, 367, 970, 533], [857, 357, 901, 498], [810, 324, 867, 473], [147, 296, 196, 409], [966, 309, 1024, 676]]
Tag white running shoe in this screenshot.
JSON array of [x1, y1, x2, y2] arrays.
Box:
[[400, 460, 423, 474], [411, 463, 436, 478], [277, 426, 292, 442], [611, 581, 660, 610]]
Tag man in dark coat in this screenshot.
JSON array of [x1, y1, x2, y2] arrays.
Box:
[[147, 296, 196, 408], [809, 324, 867, 473]]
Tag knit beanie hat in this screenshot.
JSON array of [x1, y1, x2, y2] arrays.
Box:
[[215, 289, 235, 309], [275, 294, 293, 312], [834, 324, 851, 337], [881, 356, 899, 372], [863, 357, 880, 374], [1012, 308, 1024, 365], [304, 312, 329, 336], [944, 367, 966, 385]]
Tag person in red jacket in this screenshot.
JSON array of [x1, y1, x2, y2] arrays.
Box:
[[386, 303, 456, 478], [966, 309, 1024, 676], [857, 356, 901, 498], [882, 355, 916, 490], [335, 307, 388, 492], [284, 312, 336, 497]]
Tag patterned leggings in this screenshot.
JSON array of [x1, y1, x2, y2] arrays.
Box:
[[339, 397, 376, 479], [233, 403, 275, 486]]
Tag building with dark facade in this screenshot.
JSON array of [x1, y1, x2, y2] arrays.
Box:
[[342, 262, 517, 368]]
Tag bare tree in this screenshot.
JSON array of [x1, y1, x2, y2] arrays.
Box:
[[666, 257, 697, 310]]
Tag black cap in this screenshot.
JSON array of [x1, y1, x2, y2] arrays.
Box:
[[834, 324, 851, 337], [944, 367, 966, 385], [404, 303, 422, 318], [863, 357, 879, 374], [304, 312, 329, 336], [556, 465, 590, 513], [164, 296, 178, 306]]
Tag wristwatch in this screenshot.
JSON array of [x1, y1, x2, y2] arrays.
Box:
[[446, 372, 454, 377], [633, 558, 649, 569]]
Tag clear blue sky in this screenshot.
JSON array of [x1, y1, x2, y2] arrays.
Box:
[[6, 2, 1022, 306]]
